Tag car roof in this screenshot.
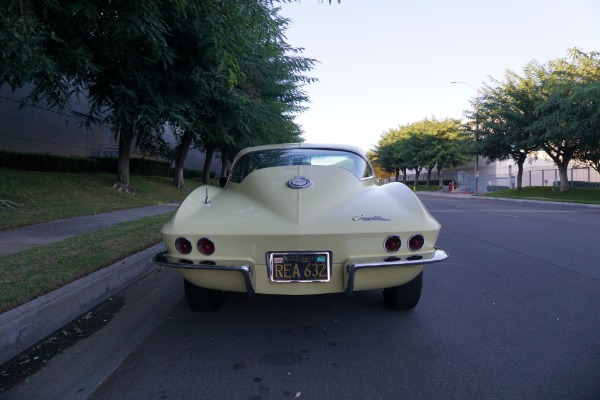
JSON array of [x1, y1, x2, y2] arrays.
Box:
[[235, 143, 368, 159]]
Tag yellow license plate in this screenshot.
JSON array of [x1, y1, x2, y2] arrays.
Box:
[[268, 251, 331, 282]]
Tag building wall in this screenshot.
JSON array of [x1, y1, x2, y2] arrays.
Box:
[[1, 85, 107, 157], [0, 84, 220, 174]]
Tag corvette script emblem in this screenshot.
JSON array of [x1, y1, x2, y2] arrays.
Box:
[[286, 176, 312, 189], [352, 215, 391, 221]]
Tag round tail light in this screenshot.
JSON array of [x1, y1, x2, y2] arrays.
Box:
[[198, 237, 215, 255], [175, 237, 192, 254], [384, 235, 401, 252], [408, 234, 425, 251]]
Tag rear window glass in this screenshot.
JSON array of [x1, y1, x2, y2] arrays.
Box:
[[229, 148, 373, 183]]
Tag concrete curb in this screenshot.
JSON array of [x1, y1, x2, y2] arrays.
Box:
[[0, 243, 164, 366], [416, 191, 600, 208], [471, 194, 600, 208]]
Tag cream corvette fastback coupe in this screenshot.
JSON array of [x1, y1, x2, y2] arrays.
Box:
[[154, 143, 447, 311]]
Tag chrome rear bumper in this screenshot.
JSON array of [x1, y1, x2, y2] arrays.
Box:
[[344, 248, 448, 295], [153, 251, 255, 295], [153, 248, 448, 297]]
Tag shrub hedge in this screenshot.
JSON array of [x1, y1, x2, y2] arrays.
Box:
[[559, 180, 600, 189], [0, 150, 172, 176]]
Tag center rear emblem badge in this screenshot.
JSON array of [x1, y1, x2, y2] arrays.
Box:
[[287, 176, 312, 189]]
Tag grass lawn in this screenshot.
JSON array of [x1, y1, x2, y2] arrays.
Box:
[[0, 213, 171, 312], [0, 170, 205, 311], [0, 171, 203, 230], [482, 186, 600, 205], [414, 185, 443, 192]]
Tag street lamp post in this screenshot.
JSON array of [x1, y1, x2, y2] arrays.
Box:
[[451, 81, 480, 195]]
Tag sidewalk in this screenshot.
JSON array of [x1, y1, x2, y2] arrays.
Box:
[[0, 203, 179, 366], [0, 203, 179, 256]]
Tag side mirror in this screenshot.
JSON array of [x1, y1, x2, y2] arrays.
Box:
[[218, 176, 228, 188]]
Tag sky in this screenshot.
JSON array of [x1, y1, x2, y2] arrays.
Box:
[[277, 0, 600, 152]]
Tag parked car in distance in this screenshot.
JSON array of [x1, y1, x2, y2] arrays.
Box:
[[154, 143, 447, 311]]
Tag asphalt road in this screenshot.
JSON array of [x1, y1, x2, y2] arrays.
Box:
[[5, 196, 600, 400]]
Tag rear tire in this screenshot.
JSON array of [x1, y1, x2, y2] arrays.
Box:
[[382, 272, 423, 310], [183, 279, 224, 312]]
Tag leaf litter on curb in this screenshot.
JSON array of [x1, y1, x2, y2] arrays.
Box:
[[0, 296, 124, 394]]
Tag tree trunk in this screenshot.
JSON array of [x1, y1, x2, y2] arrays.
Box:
[[219, 146, 229, 178], [394, 168, 399, 182], [542, 144, 574, 192], [557, 163, 570, 192], [437, 165, 444, 189], [515, 157, 525, 190], [173, 129, 193, 189], [592, 160, 600, 175], [116, 120, 134, 186], [426, 164, 434, 186], [413, 167, 421, 187], [203, 142, 216, 185], [401, 167, 407, 184]]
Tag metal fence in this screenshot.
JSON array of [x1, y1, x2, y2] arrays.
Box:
[[381, 172, 469, 188], [385, 167, 600, 192], [477, 167, 600, 192]]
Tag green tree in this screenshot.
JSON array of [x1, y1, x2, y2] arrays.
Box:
[[0, 0, 84, 104], [374, 119, 466, 188], [530, 49, 600, 191], [1, 0, 314, 189], [470, 49, 600, 191], [429, 119, 468, 189], [475, 70, 540, 189], [399, 127, 424, 186], [169, 1, 314, 187], [373, 128, 409, 183], [1, 1, 179, 188], [80, 2, 182, 188], [400, 118, 465, 187], [575, 92, 600, 173], [568, 71, 600, 174]]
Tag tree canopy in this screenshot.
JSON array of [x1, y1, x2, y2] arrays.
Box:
[[0, 0, 316, 187], [474, 69, 541, 189], [474, 48, 600, 191], [372, 118, 468, 187]]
